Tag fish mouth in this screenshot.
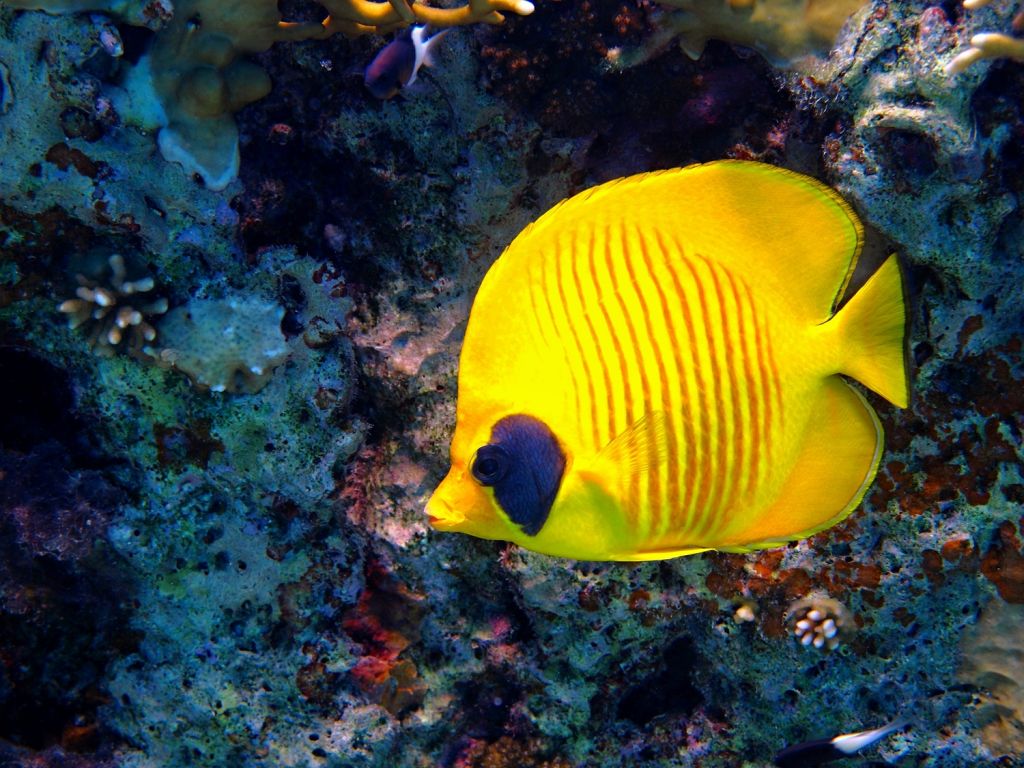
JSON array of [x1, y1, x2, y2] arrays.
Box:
[[425, 496, 464, 530], [426, 513, 463, 531]]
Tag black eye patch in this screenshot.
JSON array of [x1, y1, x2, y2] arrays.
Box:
[[472, 414, 565, 536]]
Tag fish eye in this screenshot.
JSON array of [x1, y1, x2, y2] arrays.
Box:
[[471, 445, 509, 486]]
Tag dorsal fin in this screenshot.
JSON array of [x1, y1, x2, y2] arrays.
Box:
[[514, 160, 863, 324]]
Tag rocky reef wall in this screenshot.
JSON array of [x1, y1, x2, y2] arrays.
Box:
[[1, 1, 1023, 766]]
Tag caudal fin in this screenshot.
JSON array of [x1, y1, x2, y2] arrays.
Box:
[[832, 255, 909, 408]]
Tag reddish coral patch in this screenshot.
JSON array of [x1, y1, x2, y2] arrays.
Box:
[[45, 142, 100, 178], [940, 534, 976, 564], [921, 548, 945, 587], [980, 520, 1024, 603], [341, 561, 427, 715], [870, 337, 1023, 519]]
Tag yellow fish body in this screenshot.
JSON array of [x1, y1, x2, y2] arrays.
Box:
[[426, 160, 908, 561]]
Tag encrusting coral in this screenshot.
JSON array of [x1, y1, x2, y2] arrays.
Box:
[[148, 295, 290, 394], [946, 0, 1024, 74], [823, 3, 1016, 286], [8, 0, 535, 188]]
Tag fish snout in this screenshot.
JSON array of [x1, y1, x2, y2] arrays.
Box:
[[425, 491, 464, 530], [425, 467, 501, 536]]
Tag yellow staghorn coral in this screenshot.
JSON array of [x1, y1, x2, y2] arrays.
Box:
[[7, 0, 534, 188], [651, 0, 869, 66], [315, 0, 534, 37], [605, 0, 868, 74], [946, 0, 1024, 75]]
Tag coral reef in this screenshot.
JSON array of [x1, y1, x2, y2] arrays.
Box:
[[1, 0, 1023, 766], [0, 349, 135, 761], [649, 0, 870, 67], [0, 7, 247, 292], [820, 1, 1018, 292], [6, 0, 535, 188], [947, 0, 1024, 73]]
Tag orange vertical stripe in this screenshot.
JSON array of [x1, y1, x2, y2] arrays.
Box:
[[548, 233, 596, 447], [571, 227, 615, 451], [705, 258, 744, 527], [599, 224, 638, 524], [664, 243, 715, 537], [765, 319, 784, 432], [635, 228, 681, 538], [744, 281, 774, 467], [531, 249, 586, 436], [725, 268, 760, 501], [653, 229, 698, 537], [684, 255, 727, 539], [618, 223, 665, 536]]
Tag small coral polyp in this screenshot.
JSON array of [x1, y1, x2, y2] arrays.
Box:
[[785, 594, 852, 651], [59, 253, 168, 356]]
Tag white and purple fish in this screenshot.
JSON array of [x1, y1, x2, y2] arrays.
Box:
[[364, 25, 449, 100], [774, 719, 910, 767]]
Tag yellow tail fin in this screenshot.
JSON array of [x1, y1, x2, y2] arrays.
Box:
[[832, 255, 909, 408]]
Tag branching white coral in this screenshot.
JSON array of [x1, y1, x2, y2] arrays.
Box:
[[946, 0, 1024, 74], [59, 254, 168, 355]]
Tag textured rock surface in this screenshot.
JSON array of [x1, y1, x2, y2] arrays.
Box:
[[0, 1, 1023, 766]]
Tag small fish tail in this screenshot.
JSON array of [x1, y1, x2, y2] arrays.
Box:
[[832, 254, 909, 408], [421, 28, 450, 67], [832, 718, 912, 754]]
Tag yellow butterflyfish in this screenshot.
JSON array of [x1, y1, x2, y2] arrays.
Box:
[[426, 160, 909, 561]]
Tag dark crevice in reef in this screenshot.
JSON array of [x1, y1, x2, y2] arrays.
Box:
[[235, 38, 440, 293], [0, 443, 138, 756], [616, 636, 703, 727], [455, 673, 523, 742], [0, 346, 81, 453], [0, 348, 138, 758], [0, 345, 116, 469]]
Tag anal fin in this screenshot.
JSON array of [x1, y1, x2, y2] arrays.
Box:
[[611, 546, 711, 562], [722, 377, 883, 550]]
